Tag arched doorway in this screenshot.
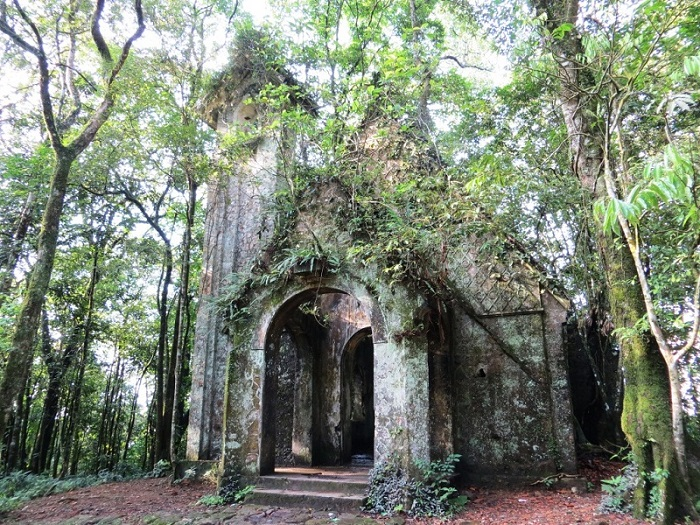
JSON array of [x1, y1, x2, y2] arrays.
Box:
[[260, 290, 373, 474], [341, 329, 374, 465]]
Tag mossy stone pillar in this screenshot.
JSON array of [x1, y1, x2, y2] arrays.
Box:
[[374, 339, 431, 466]]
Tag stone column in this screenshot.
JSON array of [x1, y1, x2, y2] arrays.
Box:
[[541, 292, 578, 473], [186, 100, 279, 461], [221, 341, 265, 478], [373, 339, 430, 466]]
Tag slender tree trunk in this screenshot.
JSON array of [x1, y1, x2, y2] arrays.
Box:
[[96, 356, 115, 472], [527, 0, 691, 520], [602, 95, 699, 520], [3, 380, 31, 472], [122, 391, 138, 463], [110, 380, 124, 468], [123, 369, 145, 463], [18, 382, 33, 470], [30, 310, 61, 473], [121, 188, 174, 463], [106, 357, 123, 469], [155, 254, 173, 462], [50, 416, 61, 477], [170, 173, 197, 461], [603, 239, 680, 521]]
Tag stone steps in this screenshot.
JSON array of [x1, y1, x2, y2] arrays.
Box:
[[245, 467, 369, 512]]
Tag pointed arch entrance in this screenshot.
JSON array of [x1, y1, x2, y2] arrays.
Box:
[[259, 289, 374, 474], [219, 276, 437, 481]]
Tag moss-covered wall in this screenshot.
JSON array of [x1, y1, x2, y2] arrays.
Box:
[[452, 312, 557, 478], [191, 56, 576, 483]]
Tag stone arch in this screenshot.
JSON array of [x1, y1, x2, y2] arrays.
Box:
[[219, 274, 436, 479], [258, 284, 376, 473]]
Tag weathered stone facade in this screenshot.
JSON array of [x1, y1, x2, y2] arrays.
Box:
[[186, 54, 577, 485]]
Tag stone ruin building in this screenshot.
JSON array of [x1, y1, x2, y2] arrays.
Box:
[[183, 43, 579, 494]]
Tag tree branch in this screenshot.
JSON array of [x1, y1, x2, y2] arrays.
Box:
[[91, 0, 112, 63], [3, 1, 64, 152], [440, 54, 492, 72], [0, 17, 39, 56], [679, 271, 700, 359], [70, 0, 145, 155], [108, 0, 145, 84]]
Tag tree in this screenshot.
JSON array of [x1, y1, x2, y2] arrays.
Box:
[[525, 0, 699, 520], [0, 0, 144, 446]]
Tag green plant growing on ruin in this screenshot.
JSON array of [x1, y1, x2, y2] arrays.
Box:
[[197, 480, 254, 507], [197, 494, 227, 506], [364, 454, 467, 518]]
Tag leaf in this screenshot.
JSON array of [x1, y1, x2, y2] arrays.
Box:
[[684, 56, 700, 77], [551, 22, 574, 40]]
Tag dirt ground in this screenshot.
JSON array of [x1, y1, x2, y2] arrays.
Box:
[[2, 474, 653, 525], [0, 458, 675, 525], [2, 478, 651, 525]]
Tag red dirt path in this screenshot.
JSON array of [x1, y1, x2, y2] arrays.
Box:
[[2, 476, 655, 525]]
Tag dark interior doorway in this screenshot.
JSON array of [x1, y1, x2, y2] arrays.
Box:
[[341, 329, 374, 465], [261, 291, 373, 473]]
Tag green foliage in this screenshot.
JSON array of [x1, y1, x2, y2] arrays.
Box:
[[197, 494, 227, 506], [600, 462, 637, 515], [364, 454, 467, 518], [219, 243, 342, 324], [600, 459, 669, 519], [0, 471, 128, 514], [219, 481, 255, 504], [644, 467, 670, 520], [198, 478, 254, 506], [597, 144, 699, 235]]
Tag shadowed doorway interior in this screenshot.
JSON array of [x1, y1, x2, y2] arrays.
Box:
[[341, 329, 374, 466], [261, 290, 374, 473]]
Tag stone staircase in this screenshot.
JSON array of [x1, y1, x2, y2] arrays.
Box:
[[246, 467, 369, 513]]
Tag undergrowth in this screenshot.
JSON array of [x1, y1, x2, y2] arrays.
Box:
[[363, 453, 468, 517], [599, 461, 637, 515], [0, 469, 133, 514], [197, 476, 255, 506], [599, 454, 671, 520]]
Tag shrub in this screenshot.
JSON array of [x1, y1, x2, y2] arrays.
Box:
[[197, 476, 255, 506], [364, 453, 468, 518], [145, 459, 172, 479], [599, 462, 637, 515], [197, 494, 227, 506]]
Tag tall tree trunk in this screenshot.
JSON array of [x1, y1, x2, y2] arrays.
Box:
[[603, 237, 682, 520], [170, 172, 198, 461], [0, 154, 75, 445], [0, 0, 144, 449], [0, 191, 36, 305], [528, 0, 693, 520]]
